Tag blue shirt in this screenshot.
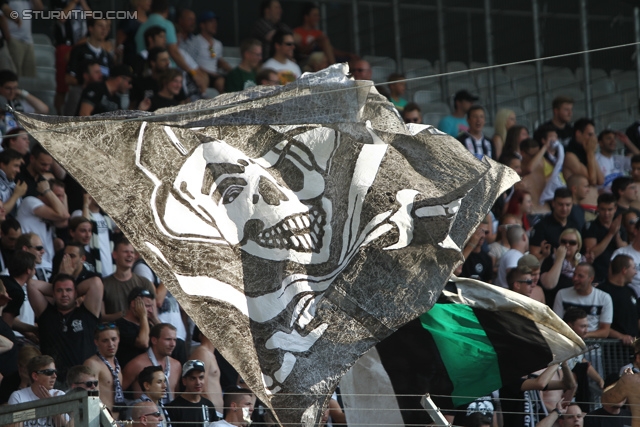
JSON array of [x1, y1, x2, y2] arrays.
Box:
[[438, 115, 468, 137]]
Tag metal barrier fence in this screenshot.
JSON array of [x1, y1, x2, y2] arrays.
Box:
[[584, 338, 634, 379], [0, 390, 116, 427]]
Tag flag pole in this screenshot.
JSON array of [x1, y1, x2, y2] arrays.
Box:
[[421, 394, 452, 427]]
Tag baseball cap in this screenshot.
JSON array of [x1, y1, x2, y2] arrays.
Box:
[[110, 64, 133, 79], [182, 359, 205, 377], [454, 89, 479, 102], [127, 287, 154, 304], [517, 254, 540, 270], [198, 11, 218, 24]]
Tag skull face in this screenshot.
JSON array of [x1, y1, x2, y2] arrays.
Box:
[[173, 140, 332, 261]]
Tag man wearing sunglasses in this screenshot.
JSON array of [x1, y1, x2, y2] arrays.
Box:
[[66, 365, 99, 392], [166, 360, 219, 427], [507, 266, 535, 298], [132, 400, 165, 427], [8, 355, 70, 427], [262, 30, 301, 84]]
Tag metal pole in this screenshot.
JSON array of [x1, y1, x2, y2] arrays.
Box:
[[392, 0, 403, 73], [484, 0, 495, 124], [467, 11, 473, 66], [352, 0, 361, 56], [436, 0, 449, 103], [233, 0, 240, 47], [634, 8, 640, 114], [580, 0, 593, 118], [532, 0, 545, 125], [320, 2, 328, 34]]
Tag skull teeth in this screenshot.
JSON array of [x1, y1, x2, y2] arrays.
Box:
[[254, 209, 326, 253]]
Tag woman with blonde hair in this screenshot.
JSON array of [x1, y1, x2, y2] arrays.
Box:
[[539, 228, 586, 307], [492, 108, 516, 158]]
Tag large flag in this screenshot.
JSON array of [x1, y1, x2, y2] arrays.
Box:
[[15, 64, 518, 426], [340, 277, 586, 427]]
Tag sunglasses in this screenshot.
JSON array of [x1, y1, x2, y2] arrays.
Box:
[[516, 279, 534, 285], [96, 322, 116, 331], [29, 245, 44, 251], [37, 369, 57, 376], [560, 239, 578, 246], [74, 380, 98, 388]]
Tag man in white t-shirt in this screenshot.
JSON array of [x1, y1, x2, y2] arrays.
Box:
[[183, 11, 231, 93], [495, 225, 529, 288], [211, 386, 256, 427], [262, 30, 301, 85], [16, 179, 69, 272], [8, 355, 69, 426], [553, 263, 613, 338], [596, 129, 638, 192]]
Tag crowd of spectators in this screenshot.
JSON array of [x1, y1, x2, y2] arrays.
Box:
[[0, 0, 639, 425]]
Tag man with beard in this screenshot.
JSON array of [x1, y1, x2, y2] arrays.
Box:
[[84, 323, 126, 417], [27, 273, 102, 385], [166, 360, 219, 426]]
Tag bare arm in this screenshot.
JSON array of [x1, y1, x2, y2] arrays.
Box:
[[19, 89, 48, 114], [77, 102, 94, 116], [562, 153, 589, 183], [27, 279, 54, 318], [539, 247, 566, 290], [521, 364, 562, 391], [585, 322, 611, 339], [33, 181, 69, 222], [602, 372, 638, 404], [585, 137, 604, 186], [76, 276, 103, 318], [3, 181, 27, 214]]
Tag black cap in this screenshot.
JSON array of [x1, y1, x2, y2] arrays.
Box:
[[127, 287, 154, 304], [454, 89, 479, 102]]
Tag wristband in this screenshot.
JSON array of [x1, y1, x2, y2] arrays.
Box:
[[188, 69, 198, 76], [552, 408, 562, 416], [20, 89, 29, 99], [41, 188, 52, 195]]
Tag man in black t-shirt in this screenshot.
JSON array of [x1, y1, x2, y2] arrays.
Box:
[[460, 218, 492, 283], [530, 187, 578, 261], [27, 273, 102, 386], [599, 255, 640, 346], [166, 360, 219, 427], [538, 96, 574, 147], [115, 287, 160, 368], [77, 65, 133, 116]]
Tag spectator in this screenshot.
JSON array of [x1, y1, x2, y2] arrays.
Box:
[[536, 403, 583, 427], [225, 39, 262, 93], [488, 214, 520, 273], [529, 187, 578, 260], [52, 0, 90, 114], [64, 18, 114, 116], [211, 386, 256, 427], [539, 96, 574, 147], [117, 0, 151, 76], [135, 0, 205, 92], [252, 0, 291, 59], [0, 216, 21, 272], [584, 391, 631, 427], [6, 248, 39, 343], [293, 3, 338, 65], [597, 129, 637, 193], [57, 242, 100, 286], [303, 51, 329, 72], [132, 399, 166, 427], [540, 228, 586, 308], [611, 176, 640, 217], [567, 174, 589, 233], [553, 263, 612, 338], [583, 193, 627, 284], [8, 355, 69, 426], [0, 250, 33, 335], [631, 154, 640, 185], [564, 118, 603, 187], [350, 59, 372, 81], [131, 46, 173, 109], [115, 287, 160, 368], [262, 30, 301, 84], [2, 127, 31, 155], [502, 125, 529, 159], [601, 372, 640, 426], [28, 273, 103, 385], [66, 364, 98, 392], [4, 0, 43, 77], [460, 217, 492, 282], [0, 278, 18, 378], [0, 12, 16, 73], [255, 68, 279, 86], [495, 224, 528, 288], [77, 64, 133, 116], [507, 266, 535, 298], [621, 210, 639, 243], [182, 11, 231, 94], [599, 255, 638, 346], [190, 327, 224, 417], [0, 344, 40, 404], [619, 339, 640, 374], [102, 238, 156, 321], [402, 102, 422, 124], [457, 105, 495, 160], [19, 145, 56, 199], [175, 9, 196, 47], [139, 69, 184, 112], [166, 360, 219, 426], [84, 322, 126, 416], [0, 149, 27, 217], [122, 323, 181, 404], [506, 189, 533, 231], [438, 90, 478, 137], [534, 123, 565, 205], [492, 108, 516, 159], [386, 73, 407, 112], [0, 70, 49, 133], [613, 219, 640, 297], [131, 365, 172, 426], [518, 254, 545, 303], [52, 216, 96, 277], [16, 177, 69, 275]]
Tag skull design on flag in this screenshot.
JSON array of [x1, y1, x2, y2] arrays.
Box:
[[15, 64, 518, 426]]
